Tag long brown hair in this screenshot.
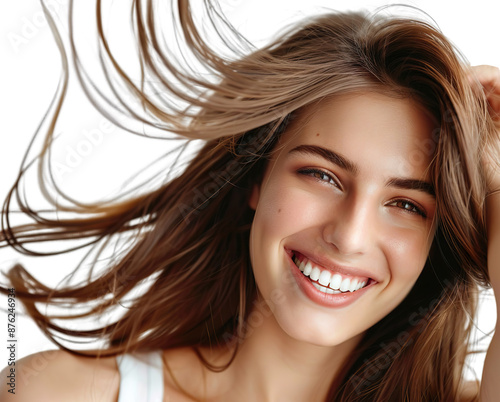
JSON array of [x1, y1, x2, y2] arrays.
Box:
[[1, 1, 496, 400]]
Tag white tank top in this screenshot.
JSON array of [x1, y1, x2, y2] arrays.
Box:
[[116, 350, 164, 402]]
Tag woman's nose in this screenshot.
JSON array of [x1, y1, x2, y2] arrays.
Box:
[[322, 196, 373, 256]]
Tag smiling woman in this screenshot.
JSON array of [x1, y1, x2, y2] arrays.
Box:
[[247, 93, 438, 349], [1, 0, 499, 401]]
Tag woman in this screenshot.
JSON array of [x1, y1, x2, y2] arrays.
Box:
[[1, 1, 499, 400]]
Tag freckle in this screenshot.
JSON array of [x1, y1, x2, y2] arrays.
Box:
[[278, 208, 281, 213]]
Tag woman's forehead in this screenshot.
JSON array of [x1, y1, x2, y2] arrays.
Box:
[[274, 92, 436, 181], [278, 92, 437, 160]]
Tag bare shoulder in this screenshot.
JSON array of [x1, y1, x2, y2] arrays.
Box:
[[162, 347, 205, 401], [0, 349, 120, 402], [162, 346, 235, 401], [459, 379, 481, 402]]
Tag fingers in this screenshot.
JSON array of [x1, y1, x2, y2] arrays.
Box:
[[470, 65, 500, 88], [469, 65, 500, 119]]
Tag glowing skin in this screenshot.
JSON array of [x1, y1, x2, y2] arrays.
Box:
[[248, 92, 437, 347]]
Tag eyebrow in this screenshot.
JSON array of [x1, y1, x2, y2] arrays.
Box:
[[287, 144, 435, 198], [289, 144, 359, 174]]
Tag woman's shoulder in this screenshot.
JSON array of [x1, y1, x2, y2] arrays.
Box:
[[459, 379, 481, 402], [0, 349, 120, 402]]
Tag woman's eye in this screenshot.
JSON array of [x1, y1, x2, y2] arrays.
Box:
[[298, 168, 339, 188], [389, 200, 427, 218]]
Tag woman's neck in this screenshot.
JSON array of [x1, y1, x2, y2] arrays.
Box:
[[186, 304, 364, 401], [230, 313, 362, 401]]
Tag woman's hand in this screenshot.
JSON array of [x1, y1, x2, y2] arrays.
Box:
[[469, 65, 500, 193]]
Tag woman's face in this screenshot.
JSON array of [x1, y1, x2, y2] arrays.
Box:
[[248, 92, 437, 346]]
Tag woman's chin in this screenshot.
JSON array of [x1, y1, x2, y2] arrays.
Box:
[[270, 309, 367, 349]]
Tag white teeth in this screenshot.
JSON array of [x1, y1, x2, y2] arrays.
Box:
[[312, 282, 342, 294], [303, 261, 312, 276], [318, 270, 331, 286], [329, 274, 342, 290], [310, 267, 321, 281], [293, 253, 370, 294], [339, 278, 351, 292]]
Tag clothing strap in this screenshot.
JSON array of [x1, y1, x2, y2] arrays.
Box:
[[116, 350, 164, 402]]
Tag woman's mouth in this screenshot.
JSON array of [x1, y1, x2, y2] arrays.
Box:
[[291, 251, 374, 294]]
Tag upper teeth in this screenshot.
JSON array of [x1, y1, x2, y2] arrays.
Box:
[[293, 255, 367, 292]]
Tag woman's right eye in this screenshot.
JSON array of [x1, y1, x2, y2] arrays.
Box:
[[297, 168, 340, 188]]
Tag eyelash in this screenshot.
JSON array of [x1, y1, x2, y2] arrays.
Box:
[[298, 168, 340, 188], [297, 168, 427, 218], [388, 199, 427, 218]]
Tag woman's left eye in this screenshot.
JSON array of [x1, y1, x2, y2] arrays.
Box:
[[298, 168, 339, 188], [388, 199, 427, 218]]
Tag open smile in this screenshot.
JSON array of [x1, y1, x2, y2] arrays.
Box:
[[286, 249, 377, 308], [292, 251, 375, 294]]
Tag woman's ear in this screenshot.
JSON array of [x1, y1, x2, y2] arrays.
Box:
[[248, 183, 261, 211]]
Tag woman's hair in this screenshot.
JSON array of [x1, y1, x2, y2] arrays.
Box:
[[1, 1, 497, 400]]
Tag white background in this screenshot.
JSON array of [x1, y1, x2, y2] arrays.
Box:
[[1, 0, 499, 383]]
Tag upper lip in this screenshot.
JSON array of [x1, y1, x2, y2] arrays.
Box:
[[285, 247, 380, 283]]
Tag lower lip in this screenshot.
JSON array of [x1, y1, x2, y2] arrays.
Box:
[[286, 249, 375, 308]]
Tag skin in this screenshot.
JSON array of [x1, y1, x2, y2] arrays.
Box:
[[2, 67, 500, 402]]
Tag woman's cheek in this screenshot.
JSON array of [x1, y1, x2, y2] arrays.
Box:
[[383, 228, 430, 282], [260, 183, 322, 237]]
